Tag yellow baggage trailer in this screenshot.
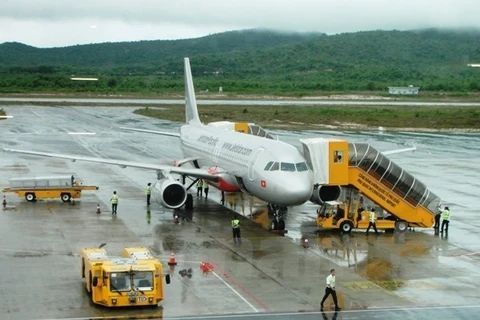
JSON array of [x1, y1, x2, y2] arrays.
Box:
[[2, 175, 98, 202]]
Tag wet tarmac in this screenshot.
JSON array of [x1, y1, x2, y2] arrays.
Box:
[[1, 105, 480, 320]]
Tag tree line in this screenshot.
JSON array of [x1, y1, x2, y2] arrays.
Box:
[[0, 29, 479, 95]]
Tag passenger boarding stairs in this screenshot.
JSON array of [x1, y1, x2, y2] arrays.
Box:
[[301, 138, 441, 228]]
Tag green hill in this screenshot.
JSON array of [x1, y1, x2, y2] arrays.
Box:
[[1, 28, 479, 94]]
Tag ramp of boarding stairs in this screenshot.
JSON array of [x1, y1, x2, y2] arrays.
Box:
[[347, 143, 440, 228]]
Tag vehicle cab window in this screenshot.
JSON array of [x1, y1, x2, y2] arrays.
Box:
[[334, 150, 343, 163]]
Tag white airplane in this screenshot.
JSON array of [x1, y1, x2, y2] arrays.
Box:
[[3, 58, 316, 229], [3, 58, 415, 230]]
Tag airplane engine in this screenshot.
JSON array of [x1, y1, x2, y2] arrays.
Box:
[[152, 179, 187, 209], [310, 185, 342, 205]]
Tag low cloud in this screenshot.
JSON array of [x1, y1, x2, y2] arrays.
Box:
[[1, 0, 479, 47]]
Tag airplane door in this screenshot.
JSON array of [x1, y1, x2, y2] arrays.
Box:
[[248, 148, 265, 181]]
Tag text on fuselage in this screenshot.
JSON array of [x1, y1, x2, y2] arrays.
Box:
[[197, 135, 253, 156]]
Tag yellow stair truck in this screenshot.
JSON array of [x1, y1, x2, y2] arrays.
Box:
[[81, 247, 171, 307], [2, 175, 98, 202], [301, 137, 441, 233]]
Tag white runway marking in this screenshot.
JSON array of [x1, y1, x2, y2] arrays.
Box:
[[67, 132, 96, 135], [211, 270, 259, 313]]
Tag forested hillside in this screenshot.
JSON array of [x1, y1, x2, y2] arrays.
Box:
[[1, 28, 479, 95]]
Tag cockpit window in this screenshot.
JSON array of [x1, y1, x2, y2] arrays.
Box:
[[281, 162, 296, 172], [264, 161, 274, 171], [296, 162, 308, 172], [270, 162, 279, 171]]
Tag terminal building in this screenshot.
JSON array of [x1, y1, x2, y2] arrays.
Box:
[[388, 85, 420, 95]]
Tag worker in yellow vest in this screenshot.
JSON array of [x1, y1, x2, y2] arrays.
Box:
[[440, 206, 450, 233], [232, 215, 241, 243], [203, 181, 209, 199], [366, 208, 379, 235], [110, 191, 119, 215], [196, 179, 203, 198], [146, 183, 152, 206]]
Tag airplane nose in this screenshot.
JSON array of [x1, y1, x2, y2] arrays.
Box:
[[278, 179, 313, 206]]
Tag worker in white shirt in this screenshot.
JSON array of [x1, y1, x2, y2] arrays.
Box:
[[320, 269, 340, 311]]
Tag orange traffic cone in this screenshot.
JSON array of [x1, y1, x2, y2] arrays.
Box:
[[168, 251, 177, 266], [200, 262, 213, 273], [96, 204, 101, 214]]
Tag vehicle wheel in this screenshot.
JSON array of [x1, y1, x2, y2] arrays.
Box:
[[278, 219, 286, 231], [395, 220, 408, 233], [340, 221, 353, 234], [82, 258, 85, 279], [271, 220, 278, 231], [61, 193, 71, 202], [89, 271, 93, 296], [25, 193, 35, 202]]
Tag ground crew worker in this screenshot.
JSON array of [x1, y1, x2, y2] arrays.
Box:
[[434, 205, 442, 229], [366, 208, 379, 235], [196, 179, 203, 197], [203, 181, 209, 199], [320, 269, 340, 311], [110, 191, 118, 215], [221, 191, 225, 205], [232, 215, 241, 243], [441, 206, 450, 233], [146, 183, 152, 205]]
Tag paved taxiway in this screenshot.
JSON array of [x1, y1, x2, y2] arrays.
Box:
[[2, 96, 480, 107], [1, 104, 480, 320]]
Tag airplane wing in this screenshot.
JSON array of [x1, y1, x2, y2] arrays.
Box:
[[120, 127, 180, 138], [381, 146, 416, 156], [3, 148, 219, 181]]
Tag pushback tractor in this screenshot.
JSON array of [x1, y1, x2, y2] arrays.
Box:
[[81, 247, 171, 307]]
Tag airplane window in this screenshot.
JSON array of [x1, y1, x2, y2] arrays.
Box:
[[264, 161, 274, 171], [270, 162, 279, 171], [281, 162, 296, 172], [296, 162, 308, 171]]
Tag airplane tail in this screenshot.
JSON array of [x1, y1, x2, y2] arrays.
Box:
[[184, 58, 201, 124]]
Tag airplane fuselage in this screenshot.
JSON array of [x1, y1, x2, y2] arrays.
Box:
[[180, 122, 314, 206]]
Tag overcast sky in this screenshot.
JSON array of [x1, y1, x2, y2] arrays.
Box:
[[1, 0, 479, 48]]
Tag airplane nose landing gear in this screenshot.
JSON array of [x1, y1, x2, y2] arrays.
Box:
[[268, 204, 287, 232]]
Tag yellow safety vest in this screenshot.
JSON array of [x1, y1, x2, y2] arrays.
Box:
[[232, 219, 240, 228], [369, 211, 376, 223], [442, 209, 450, 221], [146, 186, 151, 195], [197, 180, 203, 188], [203, 183, 209, 190], [111, 195, 118, 204]]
